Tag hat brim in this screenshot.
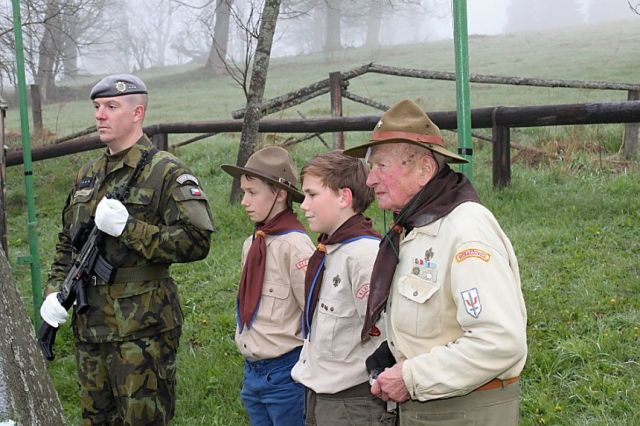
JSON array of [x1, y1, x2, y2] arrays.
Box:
[[344, 139, 468, 164], [221, 164, 305, 203]]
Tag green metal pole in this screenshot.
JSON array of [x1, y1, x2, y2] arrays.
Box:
[[11, 0, 42, 330], [452, 0, 473, 180]]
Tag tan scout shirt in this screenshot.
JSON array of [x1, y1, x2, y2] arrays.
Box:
[[386, 202, 527, 401], [235, 231, 314, 361], [291, 237, 385, 394]]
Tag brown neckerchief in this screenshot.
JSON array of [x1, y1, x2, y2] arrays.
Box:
[[237, 209, 306, 331], [361, 165, 481, 340], [303, 214, 380, 337]]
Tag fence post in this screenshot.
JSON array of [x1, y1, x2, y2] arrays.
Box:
[[329, 71, 344, 149], [151, 133, 168, 151], [30, 84, 43, 133], [623, 90, 639, 159], [492, 125, 511, 188], [0, 99, 7, 254]]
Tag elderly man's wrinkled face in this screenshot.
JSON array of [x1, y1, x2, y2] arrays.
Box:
[[366, 144, 435, 212]]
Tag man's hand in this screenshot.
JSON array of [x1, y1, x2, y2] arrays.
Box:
[[95, 197, 129, 237], [370, 361, 410, 403], [40, 293, 69, 327]]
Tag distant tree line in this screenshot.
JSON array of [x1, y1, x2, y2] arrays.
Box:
[[0, 0, 442, 101], [0, 0, 636, 102]]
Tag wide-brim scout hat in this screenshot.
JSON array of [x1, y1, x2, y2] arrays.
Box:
[[221, 146, 305, 203], [344, 99, 468, 164], [90, 74, 148, 99]]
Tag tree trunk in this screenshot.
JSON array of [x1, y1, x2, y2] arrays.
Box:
[[36, 0, 64, 101], [61, 2, 79, 79], [229, 0, 282, 203], [365, 0, 382, 49], [324, 0, 341, 51], [0, 247, 66, 425], [206, 0, 233, 74]]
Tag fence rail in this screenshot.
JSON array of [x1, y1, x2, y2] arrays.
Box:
[[3, 64, 640, 252], [6, 100, 640, 168]]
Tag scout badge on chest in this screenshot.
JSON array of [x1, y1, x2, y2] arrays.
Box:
[[412, 247, 438, 282]]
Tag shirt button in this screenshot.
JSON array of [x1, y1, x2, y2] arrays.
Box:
[[330, 307, 334, 312], [413, 291, 419, 297], [390, 341, 395, 347], [269, 288, 273, 293]]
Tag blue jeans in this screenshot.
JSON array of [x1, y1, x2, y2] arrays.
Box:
[[241, 347, 305, 426]]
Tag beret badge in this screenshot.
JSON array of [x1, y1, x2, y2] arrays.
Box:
[[115, 81, 127, 93]]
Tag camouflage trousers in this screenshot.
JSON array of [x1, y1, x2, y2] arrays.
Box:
[[75, 329, 181, 425]]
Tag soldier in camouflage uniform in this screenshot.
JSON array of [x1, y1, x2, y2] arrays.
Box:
[[40, 74, 214, 425]]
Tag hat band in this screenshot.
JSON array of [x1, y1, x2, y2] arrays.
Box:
[[244, 167, 295, 189], [371, 131, 444, 147]]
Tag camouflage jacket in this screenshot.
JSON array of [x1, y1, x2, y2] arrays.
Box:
[[46, 136, 214, 343]]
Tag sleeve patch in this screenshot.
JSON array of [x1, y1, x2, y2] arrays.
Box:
[[295, 259, 309, 270], [461, 288, 482, 318], [176, 173, 199, 186], [355, 283, 370, 300], [455, 248, 491, 263], [172, 185, 208, 202]]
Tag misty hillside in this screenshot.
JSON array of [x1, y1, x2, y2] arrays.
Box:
[[3, 18, 639, 142]]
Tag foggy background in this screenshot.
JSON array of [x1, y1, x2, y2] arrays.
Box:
[[0, 0, 637, 94]]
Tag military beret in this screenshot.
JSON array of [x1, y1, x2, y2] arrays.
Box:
[[90, 74, 148, 100]]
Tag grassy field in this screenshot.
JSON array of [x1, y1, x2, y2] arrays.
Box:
[[3, 20, 640, 425]]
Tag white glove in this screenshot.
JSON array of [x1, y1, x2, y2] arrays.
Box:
[[40, 292, 69, 327], [95, 197, 129, 237]]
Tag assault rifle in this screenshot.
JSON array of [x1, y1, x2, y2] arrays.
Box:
[[38, 149, 154, 361]]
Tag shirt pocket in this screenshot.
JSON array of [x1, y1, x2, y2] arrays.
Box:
[[315, 298, 357, 360], [256, 281, 291, 327], [171, 186, 214, 231], [124, 187, 156, 222], [69, 188, 96, 232], [393, 274, 442, 338], [111, 281, 162, 337]]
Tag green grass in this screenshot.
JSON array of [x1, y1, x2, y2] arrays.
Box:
[[3, 20, 640, 425]]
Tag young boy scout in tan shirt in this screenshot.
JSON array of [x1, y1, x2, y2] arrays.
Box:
[[221, 147, 314, 426], [291, 151, 394, 425]]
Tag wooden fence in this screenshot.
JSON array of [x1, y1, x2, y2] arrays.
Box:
[[231, 63, 640, 159], [2, 65, 640, 252]]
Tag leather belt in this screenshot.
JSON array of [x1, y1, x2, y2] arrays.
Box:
[[476, 376, 519, 392], [318, 381, 371, 399]]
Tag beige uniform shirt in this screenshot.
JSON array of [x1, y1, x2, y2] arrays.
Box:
[[386, 202, 527, 401], [235, 231, 314, 361], [291, 237, 385, 394]]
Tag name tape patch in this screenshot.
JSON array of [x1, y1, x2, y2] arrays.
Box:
[[177, 173, 199, 186], [355, 283, 370, 299], [455, 248, 491, 263], [295, 259, 309, 270]]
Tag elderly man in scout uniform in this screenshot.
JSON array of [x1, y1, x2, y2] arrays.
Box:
[[344, 99, 527, 425], [40, 74, 214, 425]]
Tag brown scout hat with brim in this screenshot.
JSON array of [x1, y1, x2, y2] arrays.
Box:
[[343, 99, 468, 164], [221, 146, 305, 203]]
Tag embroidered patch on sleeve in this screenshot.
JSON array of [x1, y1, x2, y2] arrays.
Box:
[[176, 173, 199, 186], [190, 187, 202, 196], [455, 248, 491, 263], [461, 288, 482, 318], [355, 283, 370, 299], [295, 259, 309, 270]]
